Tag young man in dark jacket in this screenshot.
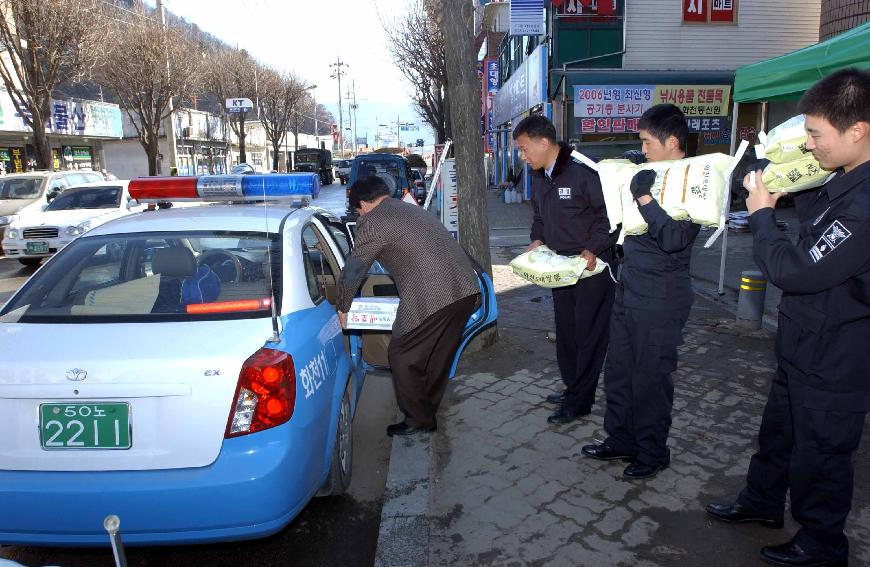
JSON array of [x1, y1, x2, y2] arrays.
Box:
[[513, 115, 615, 424], [582, 104, 700, 479], [706, 69, 870, 567]]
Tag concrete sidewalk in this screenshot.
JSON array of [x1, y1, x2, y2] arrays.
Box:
[[375, 245, 870, 566], [373, 194, 870, 566]]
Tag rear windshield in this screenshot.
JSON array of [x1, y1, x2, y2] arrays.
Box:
[[0, 231, 280, 323], [0, 178, 42, 199], [46, 186, 122, 210]]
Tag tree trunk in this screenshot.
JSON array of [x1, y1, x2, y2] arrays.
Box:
[[440, 0, 492, 276], [238, 113, 247, 164], [272, 141, 280, 171], [440, 0, 496, 347], [30, 108, 53, 170], [146, 138, 159, 176]]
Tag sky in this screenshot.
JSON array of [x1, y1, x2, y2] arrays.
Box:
[[154, 0, 435, 148]]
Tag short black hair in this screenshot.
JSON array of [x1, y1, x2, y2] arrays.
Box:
[[798, 68, 870, 133], [512, 115, 557, 143], [638, 104, 688, 151], [348, 175, 391, 209]]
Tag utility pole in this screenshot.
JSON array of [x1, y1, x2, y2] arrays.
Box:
[[156, 0, 177, 175], [329, 57, 348, 156]]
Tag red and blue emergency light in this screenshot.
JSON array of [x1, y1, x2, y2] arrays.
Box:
[[128, 173, 321, 202]]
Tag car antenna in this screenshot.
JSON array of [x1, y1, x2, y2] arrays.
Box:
[[257, 175, 281, 344]]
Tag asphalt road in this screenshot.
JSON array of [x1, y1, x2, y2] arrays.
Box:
[[0, 181, 397, 567]]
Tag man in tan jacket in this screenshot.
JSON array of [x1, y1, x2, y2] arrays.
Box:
[[337, 176, 481, 437]]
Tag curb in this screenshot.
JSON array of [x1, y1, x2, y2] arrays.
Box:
[[373, 428, 430, 567]]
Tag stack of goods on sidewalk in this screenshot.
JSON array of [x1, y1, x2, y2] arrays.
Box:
[[754, 115, 833, 192]]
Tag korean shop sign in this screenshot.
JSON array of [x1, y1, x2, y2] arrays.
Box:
[[683, 0, 737, 24]]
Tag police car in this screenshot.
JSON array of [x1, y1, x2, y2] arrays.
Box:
[[0, 174, 497, 546]]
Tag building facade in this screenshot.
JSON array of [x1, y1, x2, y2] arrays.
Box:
[[488, 0, 822, 188], [820, 0, 870, 39]]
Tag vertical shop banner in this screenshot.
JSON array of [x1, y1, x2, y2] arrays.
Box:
[[510, 0, 544, 36], [484, 59, 500, 153], [440, 158, 459, 240]]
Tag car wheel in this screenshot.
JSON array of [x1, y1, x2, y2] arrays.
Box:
[[18, 258, 42, 267], [317, 381, 353, 497]]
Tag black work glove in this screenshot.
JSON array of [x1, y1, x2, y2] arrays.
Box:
[[629, 169, 657, 201]]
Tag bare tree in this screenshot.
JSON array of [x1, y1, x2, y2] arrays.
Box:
[[258, 68, 307, 171], [204, 48, 258, 164], [382, 0, 451, 143], [0, 0, 104, 169], [436, 0, 496, 345], [98, 6, 200, 175], [437, 0, 493, 267]]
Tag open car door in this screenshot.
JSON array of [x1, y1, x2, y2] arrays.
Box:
[[344, 222, 498, 378]]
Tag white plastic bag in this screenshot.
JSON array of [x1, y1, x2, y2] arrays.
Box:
[[509, 245, 607, 289]]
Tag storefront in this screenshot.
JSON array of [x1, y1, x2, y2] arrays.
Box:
[[551, 70, 736, 159], [491, 43, 549, 196], [0, 93, 122, 173]]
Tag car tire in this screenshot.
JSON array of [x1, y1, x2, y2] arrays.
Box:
[[316, 381, 353, 497], [18, 258, 42, 267]]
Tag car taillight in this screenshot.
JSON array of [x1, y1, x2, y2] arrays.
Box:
[[225, 347, 296, 438]]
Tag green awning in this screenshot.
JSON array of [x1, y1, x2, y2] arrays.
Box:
[[734, 22, 870, 103]]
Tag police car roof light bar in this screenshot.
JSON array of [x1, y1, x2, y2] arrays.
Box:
[[128, 173, 321, 202]]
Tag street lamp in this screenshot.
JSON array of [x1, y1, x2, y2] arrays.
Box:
[[304, 84, 318, 150]]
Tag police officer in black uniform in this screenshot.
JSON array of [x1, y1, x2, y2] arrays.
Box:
[[582, 104, 700, 479], [513, 115, 615, 424], [706, 69, 870, 567]]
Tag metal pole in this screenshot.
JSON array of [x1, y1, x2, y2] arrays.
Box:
[[330, 57, 347, 155], [718, 100, 741, 295], [313, 90, 318, 150], [103, 515, 128, 567], [156, 0, 177, 176]]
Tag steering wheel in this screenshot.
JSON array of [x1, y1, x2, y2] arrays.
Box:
[[197, 250, 243, 283]]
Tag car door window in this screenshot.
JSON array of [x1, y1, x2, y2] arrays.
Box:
[[301, 225, 341, 306]]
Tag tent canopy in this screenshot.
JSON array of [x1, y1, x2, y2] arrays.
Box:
[[733, 21, 870, 103]]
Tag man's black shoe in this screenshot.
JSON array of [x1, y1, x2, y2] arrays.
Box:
[[547, 406, 588, 424], [623, 457, 669, 479], [760, 541, 847, 567], [386, 421, 436, 437], [581, 443, 634, 462], [706, 502, 784, 528], [545, 391, 566, 404]]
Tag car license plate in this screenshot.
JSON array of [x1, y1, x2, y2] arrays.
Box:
[[26, 241, 49, 254], [39, 403, 131, 450]]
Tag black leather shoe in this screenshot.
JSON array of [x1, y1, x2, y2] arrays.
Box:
[[623, 457, 669, 479], [706, 502, 784, 528], [760, 541, 847, 567], [581, 443, 635, 461], [386, 421, 436, 437], [545, 391, 566, 404], [547, 406, 589, 424]]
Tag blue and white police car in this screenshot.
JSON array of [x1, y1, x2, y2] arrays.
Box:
[[0, 174, 497, 546]]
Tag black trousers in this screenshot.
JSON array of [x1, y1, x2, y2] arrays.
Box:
[[737, 361, 866, 562], [387, 295, 479, 428], [603, 290, 689, 466], [551, 270, 615, 413]]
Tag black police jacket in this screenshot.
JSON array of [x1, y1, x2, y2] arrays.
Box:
[[749, 159, 870, 409], [620, 199, 701, 311], [529, 143, 613, 259]]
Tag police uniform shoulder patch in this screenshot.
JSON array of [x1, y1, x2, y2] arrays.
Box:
[[809, 220, 852, 263]]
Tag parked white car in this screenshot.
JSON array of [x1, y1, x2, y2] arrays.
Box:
[[1, 181, 139, 266], [0, 170, 105, 237]]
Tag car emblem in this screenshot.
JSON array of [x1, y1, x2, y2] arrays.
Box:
[[65, 368, 87, 382]]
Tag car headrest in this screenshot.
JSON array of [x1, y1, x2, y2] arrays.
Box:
[[152, 247, 197, 278]]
